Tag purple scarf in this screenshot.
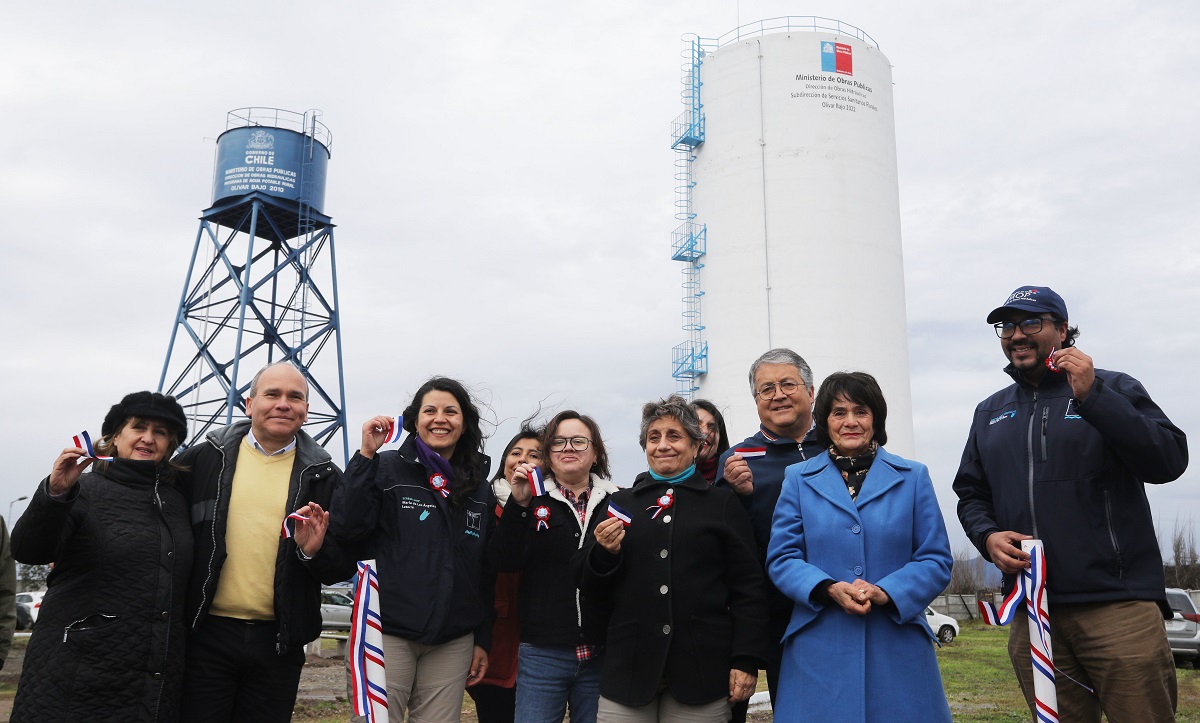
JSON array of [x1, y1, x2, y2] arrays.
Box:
[[414, 435, 455, 486]]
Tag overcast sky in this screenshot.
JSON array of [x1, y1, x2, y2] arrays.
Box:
[[2, 1, 1196, 558]]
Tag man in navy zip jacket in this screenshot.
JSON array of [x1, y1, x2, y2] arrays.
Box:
[[716, 348, 823, 716], [954, 285, 1187, 723]]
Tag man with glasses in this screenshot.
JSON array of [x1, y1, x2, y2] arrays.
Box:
[[954, 285, 1187, 722], [717, 348, 823, 715]]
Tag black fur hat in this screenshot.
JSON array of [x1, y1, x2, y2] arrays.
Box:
[[102, 392, 188, 440]]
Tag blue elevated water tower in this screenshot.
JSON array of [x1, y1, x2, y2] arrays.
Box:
[[158, 108, 348, 459]]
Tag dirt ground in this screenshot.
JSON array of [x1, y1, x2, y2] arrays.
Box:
[[0, 636, 776, 722]]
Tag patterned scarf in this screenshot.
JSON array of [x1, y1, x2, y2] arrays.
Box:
[[828, 441, 878, 501]]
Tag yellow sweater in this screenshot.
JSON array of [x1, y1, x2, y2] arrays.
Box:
[[210, 438, 294, 620]]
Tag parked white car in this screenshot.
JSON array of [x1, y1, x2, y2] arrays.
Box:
[[321, 589, 353, 630], [15, 591, 45, 625], [924, 607, 959, 644]]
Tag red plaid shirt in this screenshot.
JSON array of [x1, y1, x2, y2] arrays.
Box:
[[560, 483, 596, 661]]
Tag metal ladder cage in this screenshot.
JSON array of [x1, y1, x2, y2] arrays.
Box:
[[669, 35, 709, 397]]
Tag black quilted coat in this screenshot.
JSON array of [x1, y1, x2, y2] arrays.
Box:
[[10, 458, 193, 722]]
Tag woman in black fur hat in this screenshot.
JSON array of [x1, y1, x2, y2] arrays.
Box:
[[10, 391, 194, 722]]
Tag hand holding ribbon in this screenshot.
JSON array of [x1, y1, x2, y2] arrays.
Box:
[[360, 415, 403, 459], [49, 446, 94, 495], [283, 502, 329, 557]]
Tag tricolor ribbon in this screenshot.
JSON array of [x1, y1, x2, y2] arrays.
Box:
[[528, 467, 550, 497], [606, 501, 632, 527], [349, 560, 387, 722], [978, 541, 1091, 721], [534, 505, 551, 532], [735, 447, 766, 459], [72, 430, 113, 462], [646, 489, 675, 519], [429, 473, 450, 498], [382, 416, 404, 445], [1045, 347, 1060, 372], [280, 512, 310, 539]]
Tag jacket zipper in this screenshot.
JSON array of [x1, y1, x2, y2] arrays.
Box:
[[1103, 490, 1123, 573], [193, 438, 227, 629], [1026, 391, 1039, 538], [1040, 407, 1049, 462], [62, 613, 118, 643], [153, 468, 168, 721]]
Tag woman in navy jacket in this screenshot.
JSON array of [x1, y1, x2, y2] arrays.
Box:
[[766, 372, 953, 722], [334, 377, 495, 723]]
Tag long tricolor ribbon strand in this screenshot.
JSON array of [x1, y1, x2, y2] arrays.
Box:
[[72, 430, 113, 462], [978, 541, 1095, 720], [349, 560, 387, 722]]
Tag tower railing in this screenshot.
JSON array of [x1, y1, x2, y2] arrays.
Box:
[[225, 107, 333, 150], [698, 15, 879, 51]]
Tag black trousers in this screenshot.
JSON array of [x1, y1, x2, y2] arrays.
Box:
[[466, 683, 516, 723], [180, 615, 306, 723]]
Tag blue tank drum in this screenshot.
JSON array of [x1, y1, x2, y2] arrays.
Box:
[[211, 121, 330, 212]]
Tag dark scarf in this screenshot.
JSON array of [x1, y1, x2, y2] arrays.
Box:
[[697, 456, 719, 485], [828, 441, 878, 501], [414, 436, 455, 485]]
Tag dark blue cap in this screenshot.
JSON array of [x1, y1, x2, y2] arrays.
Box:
[[986, 286, 1068, 324]]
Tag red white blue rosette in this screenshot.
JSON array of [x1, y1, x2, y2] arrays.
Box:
[[1045, 347, 1059, 372], [646, 488, 675, 519], [429, 473, 450, 498], [534, 505, 551, 531]]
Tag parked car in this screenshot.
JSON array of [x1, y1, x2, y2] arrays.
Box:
[[321, 588, 353, 630], [15, 602, 33, 631], [15, 591, 44, 625], [924, 607, 959, 644], [1165, 587, 1200, 660]]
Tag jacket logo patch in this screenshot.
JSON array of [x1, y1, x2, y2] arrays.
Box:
[[1064, 400, 1081, 420], [466, 510, 482, 531], [419, 510, 430, 521], [989, 410, 1016, 425]]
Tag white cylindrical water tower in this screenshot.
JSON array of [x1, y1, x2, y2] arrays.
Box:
[[682, 18, 914, 455]]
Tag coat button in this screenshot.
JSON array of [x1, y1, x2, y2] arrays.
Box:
[[853, 565, 863, 576], [851, 524, 861, 534], [160, 611, 168, 620], [659, 585, 668, 594], [662, 515, 672, 523], [662, 624, 671, 635], [575, 532, 580, 538], [153, 672, 162, 680], [167, 551, 174, 558], [659, 549, 668, 558]]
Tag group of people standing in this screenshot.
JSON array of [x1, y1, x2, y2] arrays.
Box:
[[10, 283, 1188, 723]]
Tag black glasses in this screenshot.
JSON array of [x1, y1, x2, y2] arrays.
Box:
[[549, 436, 591, 452], [756, 381, 801, 400], [994, 317, 1054, 339]]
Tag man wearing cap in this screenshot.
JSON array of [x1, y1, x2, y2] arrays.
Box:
[[177, 362, 348, 723], [953, 285, 1188, 721], [717, 348, 823, 715]]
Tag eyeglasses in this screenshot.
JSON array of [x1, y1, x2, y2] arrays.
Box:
[[756, 381, 801, 400], [994, 317, 1054, 339], [549, 436, 592, 452]]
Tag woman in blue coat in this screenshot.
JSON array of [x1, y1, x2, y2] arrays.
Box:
[[766, 372, 953, 722]]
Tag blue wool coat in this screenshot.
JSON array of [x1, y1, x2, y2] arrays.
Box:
[[766, 447, 953, 722]]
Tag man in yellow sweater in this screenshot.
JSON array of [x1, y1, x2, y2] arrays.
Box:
[[177, 362, 349, 722]]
